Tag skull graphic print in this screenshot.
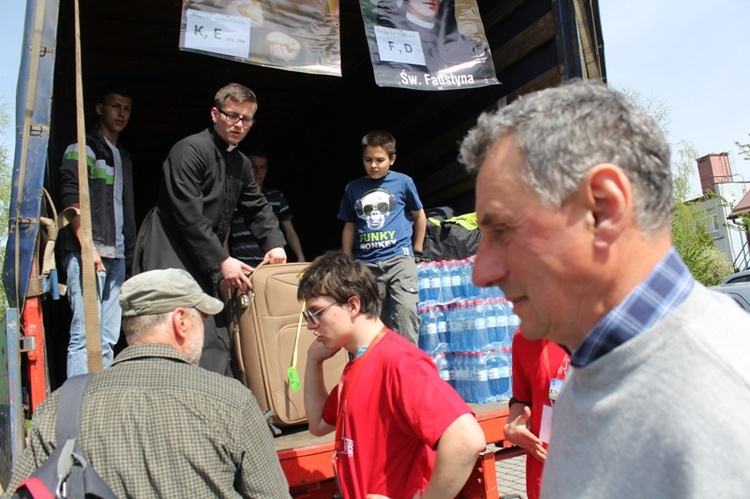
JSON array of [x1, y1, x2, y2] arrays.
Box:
[[356, 189, 395, 230]]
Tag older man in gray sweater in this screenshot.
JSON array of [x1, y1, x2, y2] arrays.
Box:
[[460, 80, 750, 498]]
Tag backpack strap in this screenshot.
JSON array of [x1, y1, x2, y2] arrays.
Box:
[[14, 374, 117, 499], [56, 374, 92, 443]]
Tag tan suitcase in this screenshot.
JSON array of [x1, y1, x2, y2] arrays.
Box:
[[221, 262, 349, 426]]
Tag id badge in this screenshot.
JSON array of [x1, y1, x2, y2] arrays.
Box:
[[549, 378, 564, 403]]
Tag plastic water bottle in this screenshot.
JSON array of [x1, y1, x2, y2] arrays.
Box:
[[434, 352, 450, 384], [496, 298, 510, 347], [418, 306, 440, 354], [435, 304, 448, 345], [447, 303, 462, 352], [417, 262, 430, 304], [455, 301, 469, 352], [439, 261, 454, 302], [486, 349, 501, 402], [449, 260, 463, 300], [427, 262, 442, 302], [452, 352, 465, 399], [472, 299, 489, 350], [461, 258, 477, 299], [473, 350, 492, 404], [495, 347, 512, 401], [446, 352, 456, 389], [459, 352, 474, 402], [508, 301, 521, 338], [485, 298, 499, 344]]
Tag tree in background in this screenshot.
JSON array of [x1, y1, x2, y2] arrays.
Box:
[[736, 134, 750, 162], [620, 87, 733, 286], [0, 101, 11, 317], [671, 140, 734, 285]]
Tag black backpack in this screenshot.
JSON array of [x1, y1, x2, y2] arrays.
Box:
[[422, 212, 482, 261], [13, 374, 117, 499]]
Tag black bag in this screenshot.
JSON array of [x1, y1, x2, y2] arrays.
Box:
[[13, 375, 116, 499], [422, 212, 482, 261]]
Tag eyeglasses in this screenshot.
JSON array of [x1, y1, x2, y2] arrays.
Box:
[[217, 108, 254, 127], [302, 300, 339, 325]]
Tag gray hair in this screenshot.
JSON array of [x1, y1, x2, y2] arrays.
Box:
[[459, 80, 673, 233], [122, 311, 173, 345]]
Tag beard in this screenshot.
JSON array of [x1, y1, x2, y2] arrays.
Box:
[[184, 327, 205, 366]]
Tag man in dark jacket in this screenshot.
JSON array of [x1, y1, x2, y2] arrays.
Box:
[[59, 87, 137, 377], [134, 83, 286, 376]]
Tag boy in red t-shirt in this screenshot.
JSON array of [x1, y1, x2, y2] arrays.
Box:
[[300, 250, 485, 498]]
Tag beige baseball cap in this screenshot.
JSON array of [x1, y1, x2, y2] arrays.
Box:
[[120, 269, 224, 317]]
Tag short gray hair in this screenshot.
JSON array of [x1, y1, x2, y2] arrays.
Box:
[[459, 80, 673, 233], [122, 312, 173, 345]]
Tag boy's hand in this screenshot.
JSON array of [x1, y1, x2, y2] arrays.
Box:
[[307, 338, 339, 363], [413, 250, 427, 263]]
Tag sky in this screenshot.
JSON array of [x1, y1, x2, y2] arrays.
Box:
[[599, 0, 750, 196], [1, 2, 24, 152], [1, 1, 749, 198]]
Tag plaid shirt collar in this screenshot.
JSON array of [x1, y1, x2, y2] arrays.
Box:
[[571, 248, 694, 367]]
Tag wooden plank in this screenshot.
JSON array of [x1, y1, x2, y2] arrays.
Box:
[[460, 451, 500, 498], [493, 12, 556, 73], [275, 402, 509, 491], [506, 66, 561, 103]]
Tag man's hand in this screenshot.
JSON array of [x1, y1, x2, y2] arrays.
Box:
[[219, 256, 254, 291], [92, 249, 105, 272], [504, 405, 547, 463], [263, 247, 287, 265]]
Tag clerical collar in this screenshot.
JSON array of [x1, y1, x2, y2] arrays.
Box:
[[407, 12, 435, 29], [226, 144, 237, 152]]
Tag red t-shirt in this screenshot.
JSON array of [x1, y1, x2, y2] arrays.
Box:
[[322, 330, 473, 498], [511, 331, 569, 499]]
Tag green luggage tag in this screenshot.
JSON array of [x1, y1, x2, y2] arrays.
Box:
[[287, 366, 301, 392]]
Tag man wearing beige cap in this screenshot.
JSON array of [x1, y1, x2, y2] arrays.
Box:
[[7, 269, 291, 498]]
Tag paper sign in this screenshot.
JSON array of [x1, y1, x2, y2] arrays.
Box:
[[184, 9, 251, 59], [287, 366, 301, 392], [375, 26, 426, 66], [359, 0, 499, 90]]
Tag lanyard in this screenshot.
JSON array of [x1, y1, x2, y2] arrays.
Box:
[[334, 326, 388, 452]]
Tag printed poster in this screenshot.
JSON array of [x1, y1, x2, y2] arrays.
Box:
[[179, 0, 342, 77], [360, 0, 499, 90]]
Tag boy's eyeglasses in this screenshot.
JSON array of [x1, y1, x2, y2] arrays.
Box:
[[302, 300, 339, 324], [217, 108, 254, 127]]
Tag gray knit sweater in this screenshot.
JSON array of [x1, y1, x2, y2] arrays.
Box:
[[541, 283, 750, 498]]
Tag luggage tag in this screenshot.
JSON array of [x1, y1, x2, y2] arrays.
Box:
[[287, 366, 301, 392], [287, 300, 307, 393]]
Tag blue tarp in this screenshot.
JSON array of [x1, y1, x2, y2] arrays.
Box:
[[3, 0, 61, 312], [1, 0, 61, 483]]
